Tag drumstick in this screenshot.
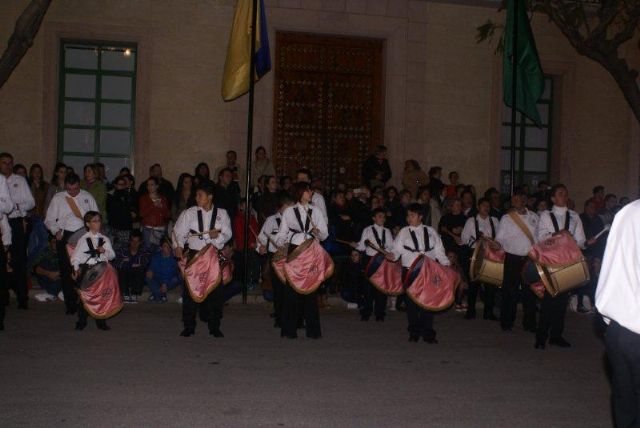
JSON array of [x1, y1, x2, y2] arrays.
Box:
[[334, 239, 355, 246], [187, 228, 221, 238], [592, 224, 611, 241], [365, 240, 394, 258]]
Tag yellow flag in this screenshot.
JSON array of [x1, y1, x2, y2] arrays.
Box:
[[221, 0, 271, 101]]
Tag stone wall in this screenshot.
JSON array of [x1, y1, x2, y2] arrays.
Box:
[[0, 0, 636, 205]]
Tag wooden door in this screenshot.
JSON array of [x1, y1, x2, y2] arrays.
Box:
[[273, 32, 384, 189]]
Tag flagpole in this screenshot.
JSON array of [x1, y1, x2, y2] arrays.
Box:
[[509, 0, 518, 196], [242, 0, 258, 304]]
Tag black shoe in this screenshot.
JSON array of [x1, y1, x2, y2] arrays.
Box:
[[375, 316, 384, 322], [549, 337, 571, 348], [409, 335, 420, 342], [424, 337, 438, 344], [75, 322, 86, 331], [65, 308, 77, 315], [274, 320, 281, 328], [180, 328, 195, 337], [577, 305, 590, 314], [270, 312, 276, 318], [282, 333, 297, 339], [360, 315, 370, 321], [97, 322, 110, 331], [483, 314, 499, 321], [306, 334, 321, 339], [17, 302, 28, 310], [464, 312, 476, 320], [209, 329, 224, 338], [523, 325, 537, 333], [501, 325, 512, 331], [0, 322, 4, 331], [534, 339, 546, 349]]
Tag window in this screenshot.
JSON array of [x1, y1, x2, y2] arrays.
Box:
[[58, 41, 137, 180], [500, 76, 553, 193]]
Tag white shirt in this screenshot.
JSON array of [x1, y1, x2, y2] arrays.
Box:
[[275, 203, 329, 246], [5, 174, 35, 218], [0, 175, 13, 214], [536, 206, 586, 248], [70, 231, 115, 270], [311, 192, 328, 226], [496, 209, 539, 256], [461, 215, 500, 248], [256, 213, 282, 254], [596, 200, 640, 335], [172, 205, 232, 251], [356, 224, 393, 256], [391, 225, 450, 268], [0, 213, 11, 246], [45, 190, 98, 234]]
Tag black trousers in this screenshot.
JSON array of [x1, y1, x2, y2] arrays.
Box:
[[57, 230, 79, 313], [536, 291, 569, 341], [270, 260, 284, 325], [77, 301, 107, 328], [281, 283, 320, 338], [8, 218, 28, 306], [0, 244, 8, 327], [361, 283, 387, 319], [501, 253, 537, 330], [118, 267, 145, 296], [182, 286, 224, 332], [606, 321, 640, 428], [405, 297, 435, 339], [466, 281, 496, 317]]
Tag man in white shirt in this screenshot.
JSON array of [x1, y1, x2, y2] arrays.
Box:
[[534, 184, 587, 349], [0, 212, 11, 330], [44, 173, 98, 314], [495, 188, 539, 332], [460, 197, 500, 320], [173, 182, 232, 338], [0, 174, 13, 214], [295, 168, 328, 226], [390, 203, 449, 343], [0, 152, 35, 309], [596, 200, 640, 427]]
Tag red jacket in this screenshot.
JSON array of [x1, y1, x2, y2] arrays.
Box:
[[233, 211, 259, 250], [139, 194, 171, 227]]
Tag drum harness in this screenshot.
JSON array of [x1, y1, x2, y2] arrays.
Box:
[[371, 226, 387, 249], [549, 212, 571, 234], [77, 236, 106, 280], [267, 217, 281, 253], [404, 227, 433, 255], [290, 207, 314, 244], [471, 216, 496, 247]]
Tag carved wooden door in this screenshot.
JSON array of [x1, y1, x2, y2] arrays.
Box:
[[273, 32, 384, 189]]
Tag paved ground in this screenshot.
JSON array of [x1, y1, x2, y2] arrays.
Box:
[[0, 296, 612, 427]]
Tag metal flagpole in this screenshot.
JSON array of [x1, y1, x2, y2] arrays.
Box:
[[242, 0, 258, 304], [509, 0, 519, 196]]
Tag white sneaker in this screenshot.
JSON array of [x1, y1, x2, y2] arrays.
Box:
[[177, 297, 183, 304], [346, 303, 358, 310], [130, 295, 139, 304], [34, 292, 55, 302], [57, 291, 65, 302], [568, 295, 578, 312]]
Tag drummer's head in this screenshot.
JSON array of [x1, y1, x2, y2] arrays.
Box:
[[550, 184, 568, 208], [83, 211, 102, 232], [195, 182, 215, 209], [64, 173, 81, 197], [372, 207, 386, 226], [406, 203, 424, 227], [510, 187, 527, 210], [278, 194, 294, 213], [292, 182, 312, 204], [477, 197, 490, 217]]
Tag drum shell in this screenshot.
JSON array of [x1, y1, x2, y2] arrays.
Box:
[[537, 258, 590, 297], [78, 262, 108, 290], [469, 243, 504, 287]]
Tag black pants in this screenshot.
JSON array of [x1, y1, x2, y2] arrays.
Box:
[[182, 286, 224, 332], [466, 281, 496, 317], [0, 244, 8, 327], [57, 230, 79, 313], [118, 267, 145, 296], [281, 283, 320, 338], [8, 218, 28, 306], [536, 291, 569, 341], [77, 301, 107, 328], [501, 253, 537, 330], [361, 283, 387, 319], [271, 260, 284, 325], [606, 321, 640, 428], [405, 297, 435, 340]]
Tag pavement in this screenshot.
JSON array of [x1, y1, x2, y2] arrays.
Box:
[[0, 295, 612, 427]]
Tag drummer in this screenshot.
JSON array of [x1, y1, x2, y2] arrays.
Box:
[[273, 181, 328, 339], [44, 173, 98, 315], [0, 212, 11, 331], [256, 194, 294, 328], [70, 211, 116, 331], [460, 197, 499, 321], [534, 184, 587, 349], [172, 182, 232, 338], [389, 203, 449, 343], [352, 207, 394, 322]]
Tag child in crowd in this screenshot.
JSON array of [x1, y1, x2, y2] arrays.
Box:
[[337, 249, 367, 310], [146, 237, 181, 302], [113, 230, 150, 303]]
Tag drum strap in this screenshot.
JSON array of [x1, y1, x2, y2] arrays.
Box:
[[508, 211, 535, 245], [371, 226, 386, 248], [292, 207, 312, 236], [474, 216, 496, 241], [268, 217, 281, 252], [84, 236, 105, 259], [405, 227, 431, 253], [550, 212, 570, 233], [195, 207, 218, 237], [65, 196, 84, 220]]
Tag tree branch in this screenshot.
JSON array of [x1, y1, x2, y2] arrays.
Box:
[[0, 0, 52, 89]]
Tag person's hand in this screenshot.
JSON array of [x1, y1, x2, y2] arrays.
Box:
[[55, 231, 63, 241], [50, 271, 61, 281], [258, 246, 267, 255], [586, 238, 597, 246], [174, 247, 183, 260], [385, 252, 396, 262], [454, 236, 462, 245], [96, 246, 106, 254], [311, 227, 320, 236], [208, 229, 220, 239], [488, 241, 502, 251], [130, 212, 137, 219], [72, 270, 79, 281], [349, 241, 358, 249], [339, 214, 351, 221], [146, 271, 153, 279], [160, 283, 167, 293]]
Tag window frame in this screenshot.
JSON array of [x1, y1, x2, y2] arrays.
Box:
[[57, 39, 137, 172]]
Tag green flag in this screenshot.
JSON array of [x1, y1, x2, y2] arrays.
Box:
[[503, 0, 544, 125]]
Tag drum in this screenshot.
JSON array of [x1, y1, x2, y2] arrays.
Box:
[[364, 253, 404, 296], [283, 238, 334, 294], [469, 240, 505, 287], [536, 259, 590, 297], [404, 255, 459, 312], [77, 262, 123, 319], [219, 245, 234, 285], [180, 244, 222, 302]]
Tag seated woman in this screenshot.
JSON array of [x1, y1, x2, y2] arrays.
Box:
[[113, 230, 150, 303], [146, 237, 182, 303]]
